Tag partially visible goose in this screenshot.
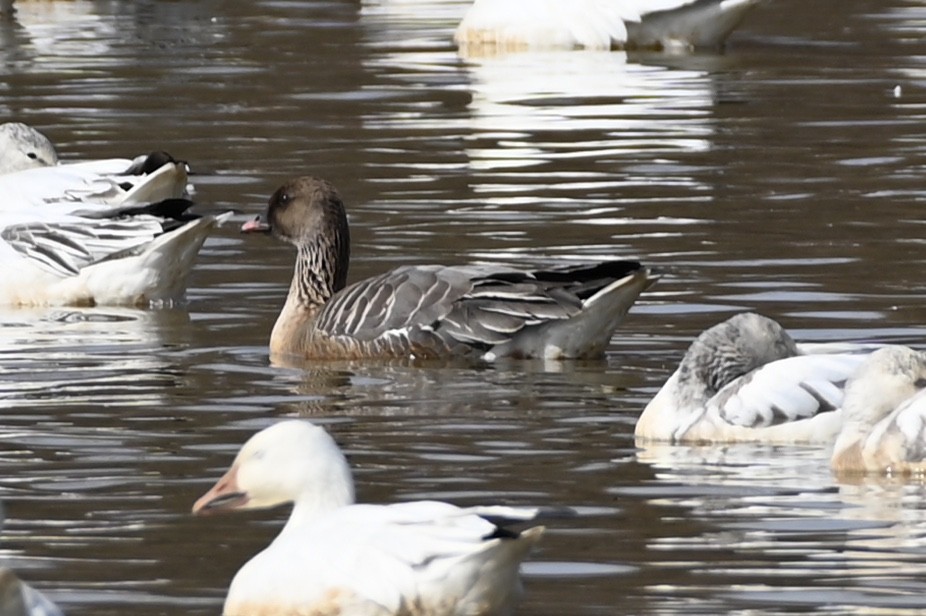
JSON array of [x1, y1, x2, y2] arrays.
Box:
[[635, 313, 882, 444], [0, 200, 231, 306], [831, 346, 926, 476], [242, 176, 657, 360], [455, 0, 762, 52], [0, 568, 63, 616], [0, 122, 189, 208], [193, 420, 545, 616], [0, 122, 58, 173]]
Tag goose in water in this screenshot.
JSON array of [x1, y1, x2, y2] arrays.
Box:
[[455, 0, 763, 52], [241, 176, 657, 360], [635, 312, 883, 444], [831, 346, 926, 476], [0, 122, 189, 208], [0, 199, 230, 307], [193, 420, 545, 616]]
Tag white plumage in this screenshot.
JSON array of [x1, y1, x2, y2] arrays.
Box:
[[193, 420, 545, 616], [455, 0, 763, 52], [636, 313, 883, 444], [831, 346, 926, 475], [0, 123, 228, 306]]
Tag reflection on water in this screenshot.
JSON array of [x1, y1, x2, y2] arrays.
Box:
[[630, 443, 926, 614], [2, 0, 926, 614], [0, 308, 190, 408]]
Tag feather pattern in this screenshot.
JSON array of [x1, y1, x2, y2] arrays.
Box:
[[0, 202, 230, 306], [636, 313, 887, 444], [244, 176, 657, 360]]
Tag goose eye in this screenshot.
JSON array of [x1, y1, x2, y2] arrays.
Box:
[[915, 378, 926, 389], [27, 152, 37, 160], [278, 192, 291, 205]]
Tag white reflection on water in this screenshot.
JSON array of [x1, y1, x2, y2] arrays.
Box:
[[629, 443, 926, 614], [0, 307, 188, 408]]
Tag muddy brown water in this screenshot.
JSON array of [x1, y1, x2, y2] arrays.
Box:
[[3, 0, 926, 614]]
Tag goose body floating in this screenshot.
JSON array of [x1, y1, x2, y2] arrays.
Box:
[[194, 420, 545, 616], [636, 313, 884, 444], [243, 176, 657, 360]]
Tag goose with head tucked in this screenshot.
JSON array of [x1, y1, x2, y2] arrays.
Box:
[[831, 346, 926, 476], [193, 420, 545, 616], [242, 176, 656, 361], [0, 122, 189, 208], [635, 312, 884, 444], [455, 0, 763, 53]]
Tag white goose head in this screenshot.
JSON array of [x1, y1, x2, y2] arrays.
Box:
[[841, 345, 926, 428], [0, 123, 59, 174], [193, 420, 355, 518]]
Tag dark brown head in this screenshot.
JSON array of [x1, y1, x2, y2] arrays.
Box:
[[263, 177, 348, 247], [245, 176, 352, 297]]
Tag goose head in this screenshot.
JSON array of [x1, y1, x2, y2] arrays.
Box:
[[193, 420, 355, 518], [0, 123, 59, 174], [243, 176, 351, 299], [841, 345, 926, 428], [677, 312, 799, 401]]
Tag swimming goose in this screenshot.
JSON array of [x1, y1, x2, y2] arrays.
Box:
[[193, 420, 545, 616], [0, 568, 63, 616], [0, 200, 231, 306], [242, 176, 657, 360], [635, 313, 883, 444], [831, 346, 926, 476], [455, 0, 762, 52], [0, 122, 189, 207]]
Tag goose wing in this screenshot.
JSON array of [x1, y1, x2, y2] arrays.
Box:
[[865, 389, 926, 463], [713, 352, 872, 428], [315, 261, 644, 349], [292, 502, 540, 612], [1, 217, 165, 277]]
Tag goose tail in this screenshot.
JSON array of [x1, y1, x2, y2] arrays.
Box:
[[83, 211, 232, 305], [626, 0, 762, 50]]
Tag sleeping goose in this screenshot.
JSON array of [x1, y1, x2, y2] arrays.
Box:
[[455, 0, 763, 52], [0, 200, 230, 306], [0, 122, 189, 208], [242, 176, 657, 361], [0, 568, 63, 616], [831, 346, 926, 476], [193, 420, 545, 616], [635, 313, 884, 444]]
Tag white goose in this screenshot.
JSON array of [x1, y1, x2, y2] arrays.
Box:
[[831, 346, 926, 476], [193, 420, 545, 616], [0, 123, 228, 306], [455, 0, 763, 52], [0, 122, 189, 208], [0, 202, 230, 307], [635, 313, 883, 444], [0, 568, 63, 616]]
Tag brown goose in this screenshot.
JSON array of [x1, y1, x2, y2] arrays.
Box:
[[243, 176, 657, 360]]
